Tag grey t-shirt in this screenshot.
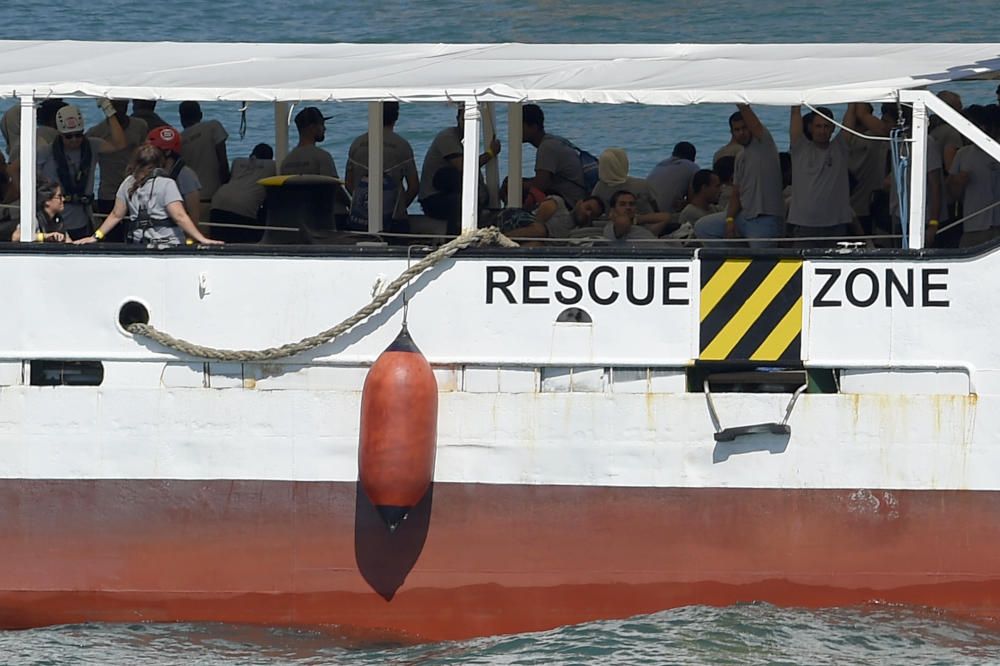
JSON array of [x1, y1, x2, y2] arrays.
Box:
[[845, 130, 888, 218], [677, 202, 716, 227], [181, 119, 229, 199], [646, 157, 699, 213], [591, 176, 658, 216], [86, 116, 149, 200], [419, 126, 463, 201], [951, 144, 1000, 232], [210, 157, 276, 220], [539, 195, 576, 238], [346, 129, 418, 219], [734, 128, 784, 220], [930, 122, 963, 172], [280, 144, 339, 178], [535, 134, 586, 206], [116, 173, 185, 246], [788, 133, 852, 228], [38, 137, 104, 230]]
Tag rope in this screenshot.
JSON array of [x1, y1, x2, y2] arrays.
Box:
[[126, 227, 518, 361], [803, 102, 912, 143]]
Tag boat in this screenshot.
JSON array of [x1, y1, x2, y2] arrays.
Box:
[[1, 40, 1000, 641]]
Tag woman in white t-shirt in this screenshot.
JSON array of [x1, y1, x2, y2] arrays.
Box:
[[76, 144, 222, 248]]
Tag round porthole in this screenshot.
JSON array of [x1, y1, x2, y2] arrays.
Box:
[[118, 300, 150, 333], [556, 307, 592, 323]]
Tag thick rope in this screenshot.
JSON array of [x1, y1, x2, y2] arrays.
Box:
[[126, 227, 518, 361]]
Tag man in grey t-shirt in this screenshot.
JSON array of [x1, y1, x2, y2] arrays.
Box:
[[787, 104, 856, 245], [695, 105, 783, 247], [418, 105, 500, 235], [521, 104, 586, 207], [346, 102, 419, 228], [646, 142, 700, 214]]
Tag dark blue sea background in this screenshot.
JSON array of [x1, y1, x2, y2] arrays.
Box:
[[2, 1, 1000, 663]]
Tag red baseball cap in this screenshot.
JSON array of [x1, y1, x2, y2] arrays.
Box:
[[147, 126, 181, 154]]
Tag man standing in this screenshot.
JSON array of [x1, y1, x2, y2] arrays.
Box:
[[179, 101, 230, 202], [131, 100, 169, 132], [345, 102, 419, 232], [521, 104, 586, 207], [695, 104, 784, 247], [87, 99, 148, 239], [38, 101, 127, 240], [280, 107, 337, 177], [786, 104, 856, 245]]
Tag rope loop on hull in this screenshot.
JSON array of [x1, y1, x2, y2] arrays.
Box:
[[126, 227, 518, 361]]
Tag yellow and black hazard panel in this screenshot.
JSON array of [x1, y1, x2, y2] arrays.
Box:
[[699, 258, 803, 362]]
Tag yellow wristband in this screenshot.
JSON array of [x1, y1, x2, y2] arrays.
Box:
[[929, 219, 940, 227], [725, 216, 735, 224], [35, 232, 44, 242], [485, 149, 495, 160], [93, 229, 105, 240]]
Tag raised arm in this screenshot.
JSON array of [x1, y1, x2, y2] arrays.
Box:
[[840, 103, 858, 139], [738, 103, 766, 140], [855, 103, 889, 137], [790, 105, 804, 145]]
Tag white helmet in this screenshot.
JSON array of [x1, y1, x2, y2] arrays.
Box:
[[55, 105, 84, 134]]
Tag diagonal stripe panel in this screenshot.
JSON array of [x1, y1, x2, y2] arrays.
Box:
[[700, 259, 751, 322], [750, 296, 803, 361], [700, 260, 802, 361]]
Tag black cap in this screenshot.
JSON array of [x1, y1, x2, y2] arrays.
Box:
[[294, 106, 331, 129]]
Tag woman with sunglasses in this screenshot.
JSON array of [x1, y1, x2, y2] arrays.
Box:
[[4, 178, 70, 242]]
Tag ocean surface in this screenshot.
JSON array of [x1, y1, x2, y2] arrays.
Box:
[[3, 1, 1000, 662]]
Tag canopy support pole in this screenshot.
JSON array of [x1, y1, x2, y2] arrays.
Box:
[[461, 100, 481, 233], [18, 95, 36, 243], [507, 102, 523, 207], [902, 90, 1000, 164], [368, 101, 384, 233], [907, 96, 928, 250], [482, 102, 499, 208], [274, 102, 289, 167]]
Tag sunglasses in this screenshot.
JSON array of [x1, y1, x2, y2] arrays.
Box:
[[63, 133, 84, 140]]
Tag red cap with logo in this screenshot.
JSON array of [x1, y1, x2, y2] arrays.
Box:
[[147, 126, 181, 154]]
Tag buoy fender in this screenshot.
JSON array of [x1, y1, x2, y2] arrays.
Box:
[[358, 329, 437, 511]]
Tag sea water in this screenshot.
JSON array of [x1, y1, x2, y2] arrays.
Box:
[[2, 1, 1000, 662]]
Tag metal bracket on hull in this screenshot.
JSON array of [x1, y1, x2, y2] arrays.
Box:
[[704, 380, 807, 442]]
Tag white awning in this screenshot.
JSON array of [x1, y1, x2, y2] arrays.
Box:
[[1, 41, 999, 106]]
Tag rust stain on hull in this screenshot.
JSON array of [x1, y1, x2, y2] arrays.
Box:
[[0, 480, 998, 641]]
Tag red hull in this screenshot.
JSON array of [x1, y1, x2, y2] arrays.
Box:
[[0, 480, 998, 640]]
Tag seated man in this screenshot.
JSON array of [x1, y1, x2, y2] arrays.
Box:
[[506, 195, 605, 241], [647, 141, 699, 213], [418, 104, 499, 235], [604, 190, 671, 242], [591, 147, 658, 216], [521, 104, 586, 207], [677, 169, 722, 227]]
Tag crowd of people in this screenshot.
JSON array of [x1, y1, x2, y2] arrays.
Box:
[[0, 90, 998, 249]]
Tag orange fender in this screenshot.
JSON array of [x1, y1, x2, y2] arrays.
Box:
[[358, 326, 438, 531]]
